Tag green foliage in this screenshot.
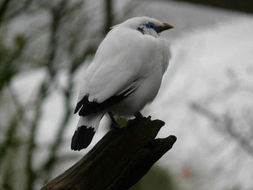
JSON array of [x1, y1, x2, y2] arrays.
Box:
[[130, 165, 178, 190]]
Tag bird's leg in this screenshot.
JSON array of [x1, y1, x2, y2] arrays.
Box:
[[108, 112, 120, 129]]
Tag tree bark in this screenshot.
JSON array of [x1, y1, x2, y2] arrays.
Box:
[[41, 116, 177, 190]]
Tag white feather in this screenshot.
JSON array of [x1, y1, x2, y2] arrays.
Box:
[[80, 24, 170, 106], [77, 114, 104, 131], [73, 17, 172, 149]]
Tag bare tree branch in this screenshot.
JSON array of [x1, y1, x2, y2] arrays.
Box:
[[104, 0, 113, 35], [190, 102, 253, 157], [0, 0, 11, 25], [41, 117, 176, 190]]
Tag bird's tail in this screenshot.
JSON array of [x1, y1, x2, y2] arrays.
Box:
[[71, 113, 104, 151]]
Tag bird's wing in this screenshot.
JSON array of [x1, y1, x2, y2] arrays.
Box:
[[75, 28, 164, 116]]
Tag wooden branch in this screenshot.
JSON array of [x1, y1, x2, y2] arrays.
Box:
[[41, 117, 177, 190]]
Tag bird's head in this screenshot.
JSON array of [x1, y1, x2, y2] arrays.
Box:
[[114, 17, 173, 37]]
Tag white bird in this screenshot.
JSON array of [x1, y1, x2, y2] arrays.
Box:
[[71, 16, 173, 151]]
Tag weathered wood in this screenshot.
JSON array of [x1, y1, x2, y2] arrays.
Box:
[[41, 116, 177, 190]]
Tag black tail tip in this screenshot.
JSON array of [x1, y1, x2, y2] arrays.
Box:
[[71, 125, 95, 151]]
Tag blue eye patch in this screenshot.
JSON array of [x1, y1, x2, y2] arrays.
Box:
[[137, 22, 160, 34], [145, 22, 156, 29]]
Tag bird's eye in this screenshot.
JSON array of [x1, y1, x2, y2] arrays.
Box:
[[146, 22, 155, 29]]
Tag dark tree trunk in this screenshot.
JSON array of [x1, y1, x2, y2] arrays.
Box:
[[41, 117, 177, 190]]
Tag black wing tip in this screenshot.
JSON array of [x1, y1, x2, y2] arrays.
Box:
[[71, 125, 95, 151], [74, 95, 88, 114], [74, 107, 79, 114], [74, 87, 135, 116]]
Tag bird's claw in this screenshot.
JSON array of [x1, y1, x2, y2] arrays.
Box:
[[134, 112, 152, 121]]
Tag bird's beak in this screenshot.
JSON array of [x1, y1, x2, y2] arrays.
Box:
[[157, 23, 174, 33]]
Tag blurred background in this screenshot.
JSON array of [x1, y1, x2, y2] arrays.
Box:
[[0, 0, 253, 190]]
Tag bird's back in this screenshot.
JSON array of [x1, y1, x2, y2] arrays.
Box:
[[83, 27, 167, 103]]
